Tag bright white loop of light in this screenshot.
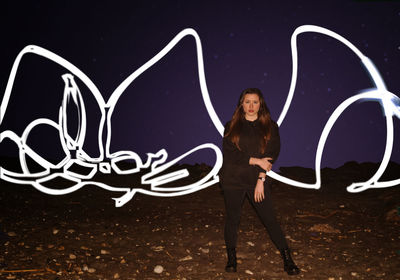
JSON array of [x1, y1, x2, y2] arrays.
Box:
[[0, 29, 223, 207], [272, 25, 399, 192], [0, 25, 399, 207]]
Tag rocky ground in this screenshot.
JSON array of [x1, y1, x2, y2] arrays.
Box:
[[0, 161, 400, 280]]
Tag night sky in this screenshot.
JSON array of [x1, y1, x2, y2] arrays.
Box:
[[1, 0, 400, 171]]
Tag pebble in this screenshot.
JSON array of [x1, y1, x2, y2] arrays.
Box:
[[309, 223, 340, 233], [7, 232, 16, 237], [200, 248, 209, 254], [53, 229, 59, 235], [69, 254, 76, 259], [151, 246, 164, 252], [154, 265, 164, 274], [179, 255, 193, 261], [88, 268, 96, 273], [101, 249, 110, 254], [245, 269, 254, 275], [113, 272, 120, 278]]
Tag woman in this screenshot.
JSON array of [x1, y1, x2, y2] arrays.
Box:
[[220, 88, 300, 275]]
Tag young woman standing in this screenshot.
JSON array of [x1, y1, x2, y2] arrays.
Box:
[[220, 88, 300, 275]]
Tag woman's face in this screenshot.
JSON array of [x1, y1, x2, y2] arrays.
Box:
[[242, 93, 260, 121]]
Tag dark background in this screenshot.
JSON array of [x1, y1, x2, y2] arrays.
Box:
[[1, 0, 399, 171]]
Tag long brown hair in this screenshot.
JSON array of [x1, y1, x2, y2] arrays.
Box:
[[224, 88, 272, 154]]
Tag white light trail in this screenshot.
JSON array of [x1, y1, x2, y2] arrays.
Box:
[[271, 25, 400, 192], [0, 30, 222, 207], [0, 25, 399, 207]]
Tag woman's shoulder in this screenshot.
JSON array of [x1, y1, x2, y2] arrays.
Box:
[[223, 121, 231, 137], [270, 119, 280, 134], [224, 121, 231, 131]]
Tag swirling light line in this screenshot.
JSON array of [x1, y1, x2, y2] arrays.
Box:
[[0, 25, 399, 208], [272, 25, 400, 192], [0, 30, 223, 206]]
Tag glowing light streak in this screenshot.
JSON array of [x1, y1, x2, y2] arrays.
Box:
[[60, 74, 87, 151], [270, 25, 400, 192], [0, 25, 399, 207], [0, 30, 222, 207]]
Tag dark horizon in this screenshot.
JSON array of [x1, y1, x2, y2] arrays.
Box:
[[1, 1, 400, 172]]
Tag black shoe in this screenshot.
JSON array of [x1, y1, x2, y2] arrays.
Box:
[[225, 247, 237, 272], [280, 248, 300, 275]]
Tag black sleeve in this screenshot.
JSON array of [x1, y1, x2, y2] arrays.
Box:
[[266, 121, 281, 163], [222, 136, 251, 166], [222, 121, 250, 166], [256, 121, 281, 173]]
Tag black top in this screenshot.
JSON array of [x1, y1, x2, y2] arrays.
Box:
[[220, 118, 280, 189]]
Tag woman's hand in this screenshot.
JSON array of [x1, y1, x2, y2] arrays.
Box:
[[254, 179, 265, 202], [258, 157, 273, 171], [249, 157, 273, 171]]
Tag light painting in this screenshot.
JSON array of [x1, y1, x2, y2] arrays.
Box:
[[0, 25, 399, 207]]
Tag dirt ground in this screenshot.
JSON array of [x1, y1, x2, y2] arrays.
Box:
[[1, 162, 400, 280]]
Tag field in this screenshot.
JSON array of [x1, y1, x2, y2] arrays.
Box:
[[1, 162, 399, 279]]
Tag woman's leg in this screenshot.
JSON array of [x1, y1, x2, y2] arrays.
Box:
[[223, 188, 246, 272], [246, 186, 288, 250], [223, 188, 246, 249], [247, 185, 300, 275]]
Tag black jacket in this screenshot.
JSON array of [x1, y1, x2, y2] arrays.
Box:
[[220, 118, 280, 189]]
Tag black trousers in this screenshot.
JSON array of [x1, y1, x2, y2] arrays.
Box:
[[223, 185, 288, 250]]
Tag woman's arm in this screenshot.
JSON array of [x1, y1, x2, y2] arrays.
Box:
[[264, 121, 281, 163], [254, 172, 266, 202], [223, 137, 273, 169], [222, 136, 251, 165], [255, 121, 281, 173], [222, 121, 253, 166], [250, 157, 273, 171], [222, 121, 278, 170]]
